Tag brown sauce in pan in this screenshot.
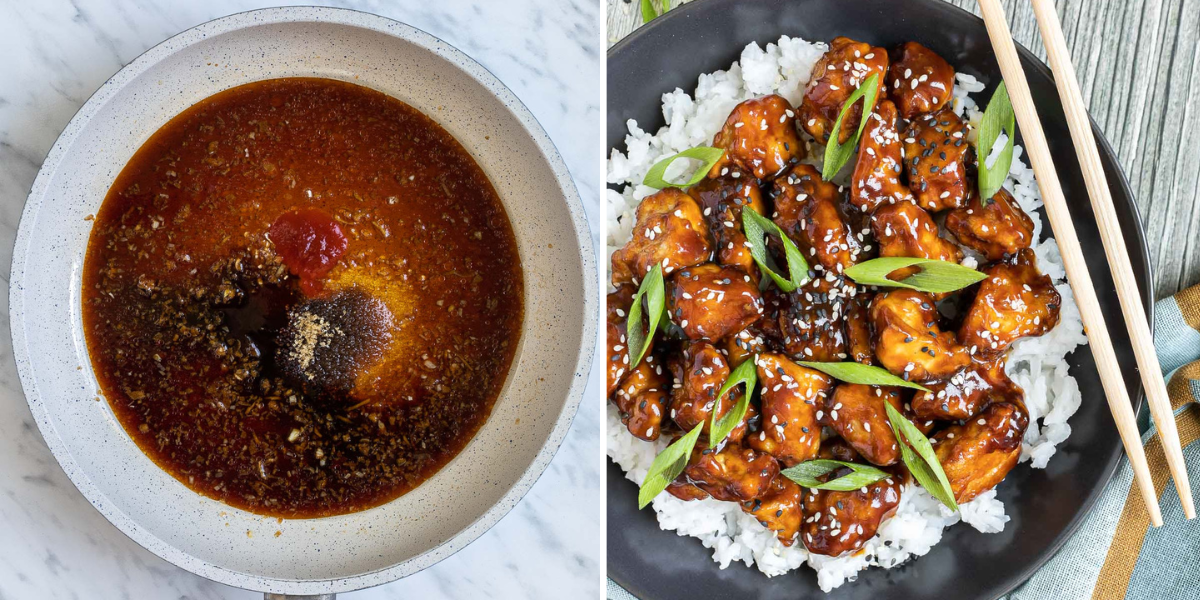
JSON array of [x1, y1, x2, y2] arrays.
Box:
[[82, 78, 523, 518]]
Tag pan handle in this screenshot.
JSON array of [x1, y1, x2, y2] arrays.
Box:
[[264, 595, 336, 600]]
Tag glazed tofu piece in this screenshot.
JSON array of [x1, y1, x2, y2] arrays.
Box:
[[845, 291, 875, 365], [870, 289, 970, 382], [772, 164, 864, 273], [959, 249, 1061, 357], [945, 187, 1035, 261], [821, 384, 904, 467], [722, 287, 789, 369], [747, 353, 833, 467], [708, 95, 805, 180], [911, 354, 1023, 421], [933, 401, 1029, 503], [819, 436, 863, 463], [849, 100, 913, 214], [800, 472, 903, 556], [668, 340, 753, 443], [742, 476, 804, 547], [757, 287, 790, 344], [799, 37, 890, 144], [888, 41, 955, 119], [903, 109, 974, 212], [779, 275, 853, 362], [688, 176, 766, 280], [722, 324, 772, 370], [606, 284, 637, 395], [666, 477, 711, 501], [612, 356, 669, 441], [681, 443, 780, 502], [870, 200, 964, 274], [667, 263, 764, 341], [611, 188, 712, 286]]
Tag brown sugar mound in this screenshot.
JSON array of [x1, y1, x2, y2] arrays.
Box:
[[276, 288, 394, 397]]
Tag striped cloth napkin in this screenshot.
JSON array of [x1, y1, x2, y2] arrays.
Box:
[[608, 286, 1200, 600]]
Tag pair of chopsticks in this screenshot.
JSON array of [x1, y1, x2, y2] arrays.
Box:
[[974, 0, 1194, 526]]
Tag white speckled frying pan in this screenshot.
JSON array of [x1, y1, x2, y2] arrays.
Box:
[[9, 7, 595, 598]]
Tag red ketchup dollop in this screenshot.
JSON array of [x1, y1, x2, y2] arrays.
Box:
[[268, 208, 348, 296]]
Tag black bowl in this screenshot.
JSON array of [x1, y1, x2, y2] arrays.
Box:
[[607, 1, 1152, 598]]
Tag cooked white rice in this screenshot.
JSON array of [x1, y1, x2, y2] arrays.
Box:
[[606, 35, 1087, 592]]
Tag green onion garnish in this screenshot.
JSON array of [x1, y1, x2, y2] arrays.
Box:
[[781, 459, 890, 491], [640, 0, 670, 22], [884, 401, 959, 511], [742, 208, 810, 292], [642, 147, 725, 189], [625, 264, 665, 368], [708, 355, 758, 447], [977, 82, 1015, 201], [844, 257, 986, 294], [638, 423, 704, 509], [822, 72, 881, 180], [798, 361, 931, 393]]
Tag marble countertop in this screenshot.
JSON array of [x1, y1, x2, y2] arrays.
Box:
[[0, 1, 602, 598]]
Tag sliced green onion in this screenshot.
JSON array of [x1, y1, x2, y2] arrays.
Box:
[[640, 0, 670, 22], [625, 264, 665, 368], [883, 402, 959, 511], [822, 72, 881, 180], [977, 82, 1015, 201], [638, 423, 704, 509], [709, 355, 758, 447], [642, 147, 725, 189], [742, 208, 810, 292], [798, 361, 930, 393], [844, 257, 986, 294], [781, 459, 890, 491]]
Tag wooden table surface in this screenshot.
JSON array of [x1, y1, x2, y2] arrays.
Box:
[[608, 0, 1200, 299]]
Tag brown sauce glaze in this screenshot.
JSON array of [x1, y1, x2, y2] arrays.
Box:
[[82, 77, 523, 518]]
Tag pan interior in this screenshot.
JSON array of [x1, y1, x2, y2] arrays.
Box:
[[12, 10, 590, 593]]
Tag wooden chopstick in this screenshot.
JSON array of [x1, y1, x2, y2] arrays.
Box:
[[1028, 0, 1195, 520], [975, 0, 1164, 527]]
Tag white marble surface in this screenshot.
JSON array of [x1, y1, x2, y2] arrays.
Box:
[[0, 0, 602, 598]]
